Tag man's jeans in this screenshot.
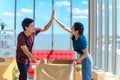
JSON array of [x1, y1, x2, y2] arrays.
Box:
[[17, 62, 30, 80]]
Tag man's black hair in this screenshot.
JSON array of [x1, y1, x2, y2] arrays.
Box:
[[22, 18, 34, 31]]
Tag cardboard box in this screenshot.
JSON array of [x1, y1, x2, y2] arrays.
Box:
[[92, 70, 105, 80], [47, 59, 73, 64], [0, 57, 5, 62], [105, 75, 120, 80], [76, 70, 82, 80], [34, 60, 75, 80], [0, 58, 18, 80], [105, 72, 113, 76]]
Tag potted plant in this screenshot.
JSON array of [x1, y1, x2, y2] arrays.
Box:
[[76, 61, 82, 80], [76, 61, 82, 72], [0, 22, 6, 30]]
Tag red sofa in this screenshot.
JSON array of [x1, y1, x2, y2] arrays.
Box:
[[28, 50, 75, 76]]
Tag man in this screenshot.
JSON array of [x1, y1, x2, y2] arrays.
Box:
[[16, 11, 55, 80]]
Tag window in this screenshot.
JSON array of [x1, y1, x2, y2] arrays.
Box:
[[0, 0, 15, 30], [16, 0, 34, 34], [54, 0, 71, 50], [90, 0, 120, 75], [116, 0, 120, 75], [34, 0, 52, 50]]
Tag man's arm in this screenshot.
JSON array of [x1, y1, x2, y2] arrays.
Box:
[[20, 45, 40, 63], [40, 10, 55, 32]]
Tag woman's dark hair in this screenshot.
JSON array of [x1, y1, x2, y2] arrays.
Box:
[[71, 22, 84, 41], [22, 18, 34, 31]]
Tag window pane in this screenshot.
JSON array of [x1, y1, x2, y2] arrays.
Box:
[[108, 0, 112, 72], [116, 0, 120, 75], [16, 0, 33, 34], [0, 0, 15, 30], [54, 0, 71, 50], [72, 0, 88, 38], [0, 0, 15, 56], [34, 0, 52, 50], [102, 0, 105, 70]]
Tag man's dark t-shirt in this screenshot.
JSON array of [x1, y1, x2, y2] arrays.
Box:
[[16, 28, 40, 64]]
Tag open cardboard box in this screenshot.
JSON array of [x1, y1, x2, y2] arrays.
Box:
[[34, 59, 75, 80], [47, 59, 74, 64], [32, 59, 74, 69]]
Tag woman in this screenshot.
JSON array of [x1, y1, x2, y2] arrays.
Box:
[[54, 15, 93, 80]]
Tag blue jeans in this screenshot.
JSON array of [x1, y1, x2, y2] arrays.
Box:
[[17, 62, 30, 80], [82, 54, 93, 80]]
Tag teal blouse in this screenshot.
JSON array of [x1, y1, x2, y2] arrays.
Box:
[[73, 35, 87, 54]]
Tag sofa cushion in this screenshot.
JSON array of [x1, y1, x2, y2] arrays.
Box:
[[32, 50, 75, 61], [28, 50, 75, 76]]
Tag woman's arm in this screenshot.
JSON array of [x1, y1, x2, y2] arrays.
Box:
[[54, 18, 72, 33], [78, 49, 88, 61], [54, 11, 72, 33]]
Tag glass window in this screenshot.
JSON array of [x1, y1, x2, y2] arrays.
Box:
[[34, 0, 52, 50], [0, 0, 15, 30], [16, 0, 34, 34], [0, 0, 15, 56], [54, 0, 71, 50], [72, 0, 88, 38], [108, 0, 112, 72], [95, 0, 119, 75], [102, 0, 105, 70], [116, 0, 120, 75]]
